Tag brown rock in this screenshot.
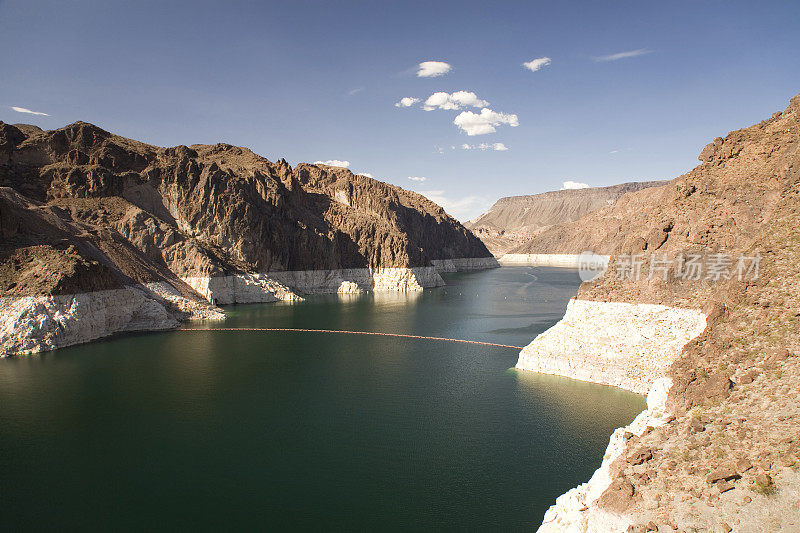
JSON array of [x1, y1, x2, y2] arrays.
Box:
[[629, 446, 654, 465], [739, 370, 758, 385], [689, 417, 706, 433], [765, 348, 789, 363], [598, 476, 635, 513], [718, 479, 735, 492], [736, 458, 753, 473], [707, 465, 740, 484], [690, 373, 733, 405]]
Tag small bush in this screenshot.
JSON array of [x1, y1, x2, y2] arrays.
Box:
[[751, 479, 778, 496]]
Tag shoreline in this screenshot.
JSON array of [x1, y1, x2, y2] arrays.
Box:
[[0, 259, 497, 357], [537, 377, 675, 531], [516, 298, 707, 395], [514, 297, 708, 530]]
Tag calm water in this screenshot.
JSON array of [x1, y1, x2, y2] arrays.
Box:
[[0, 267, 644, 531]]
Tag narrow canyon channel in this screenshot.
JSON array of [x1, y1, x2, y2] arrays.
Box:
[[0, 267, 644, 531]]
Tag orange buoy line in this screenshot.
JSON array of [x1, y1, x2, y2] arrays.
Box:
[[175, 327, 524, 350]]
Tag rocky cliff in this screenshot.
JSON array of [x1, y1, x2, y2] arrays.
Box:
[[0, 121, 495, 355], [465, 181, 665, 255], [524, 93, 800, 530]]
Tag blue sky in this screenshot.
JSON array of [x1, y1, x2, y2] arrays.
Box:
[[1, 0, 799, 220]]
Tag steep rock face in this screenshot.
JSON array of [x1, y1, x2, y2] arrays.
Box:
[[0, 121, 492, 278], [465, 181, 665, 255], [527, 93, 800, 530], [0, 187, 197, 298], [0, 121, 495, 354], [0, 186, 223, 355]]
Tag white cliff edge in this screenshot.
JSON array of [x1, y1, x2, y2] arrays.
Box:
[[516, 299, 707, 395], [0, 283, 223, 357], [515, 299, 708, 531]]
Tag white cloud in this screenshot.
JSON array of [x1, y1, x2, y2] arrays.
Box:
[[593, 49, 652, 62], [453, 108, 519, 136], [417, 61, 451, 78], [423, 91, 489, 111], [11, 106, 49, 116], [417, 190, 491, 221], [358, 172, 373, 178], [395, 97, 420, 108], [610, 149, 619, 154], [347, 87, 364, 96], [561, 180, 590, 190], [523, 57, 551, 72], [314, 160, 350, 168], [408, 176, 427, 182], [461, 143, 509, 151]]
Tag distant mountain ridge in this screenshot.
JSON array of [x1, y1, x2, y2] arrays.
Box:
[[465, 181, 667, 255]]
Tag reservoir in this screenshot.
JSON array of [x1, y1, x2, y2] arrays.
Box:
[[0, 267, 644, 531]]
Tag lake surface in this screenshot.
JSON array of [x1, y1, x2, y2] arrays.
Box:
[[0, 267, 644, 531]]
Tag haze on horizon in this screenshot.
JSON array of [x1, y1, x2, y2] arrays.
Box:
[[1, 0, 798, 220]]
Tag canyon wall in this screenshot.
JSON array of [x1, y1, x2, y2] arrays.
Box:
[[0, 122, 495, 355], [519, 92, 800, 531]]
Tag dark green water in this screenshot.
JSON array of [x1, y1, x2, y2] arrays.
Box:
[[0, 267, 644, 532]]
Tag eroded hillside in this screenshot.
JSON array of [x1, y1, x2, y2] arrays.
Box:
[[466, 181, 665, 255]]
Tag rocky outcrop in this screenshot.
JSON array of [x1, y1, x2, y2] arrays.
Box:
[[519, 92, 800, 530], [465, 181, 665, 255], [0, 121, 494, 355]]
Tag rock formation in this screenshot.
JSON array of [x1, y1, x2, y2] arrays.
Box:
[[521, 92, 800, 531], [0, 121, 496, 355], [465, 181, 665, 255]]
